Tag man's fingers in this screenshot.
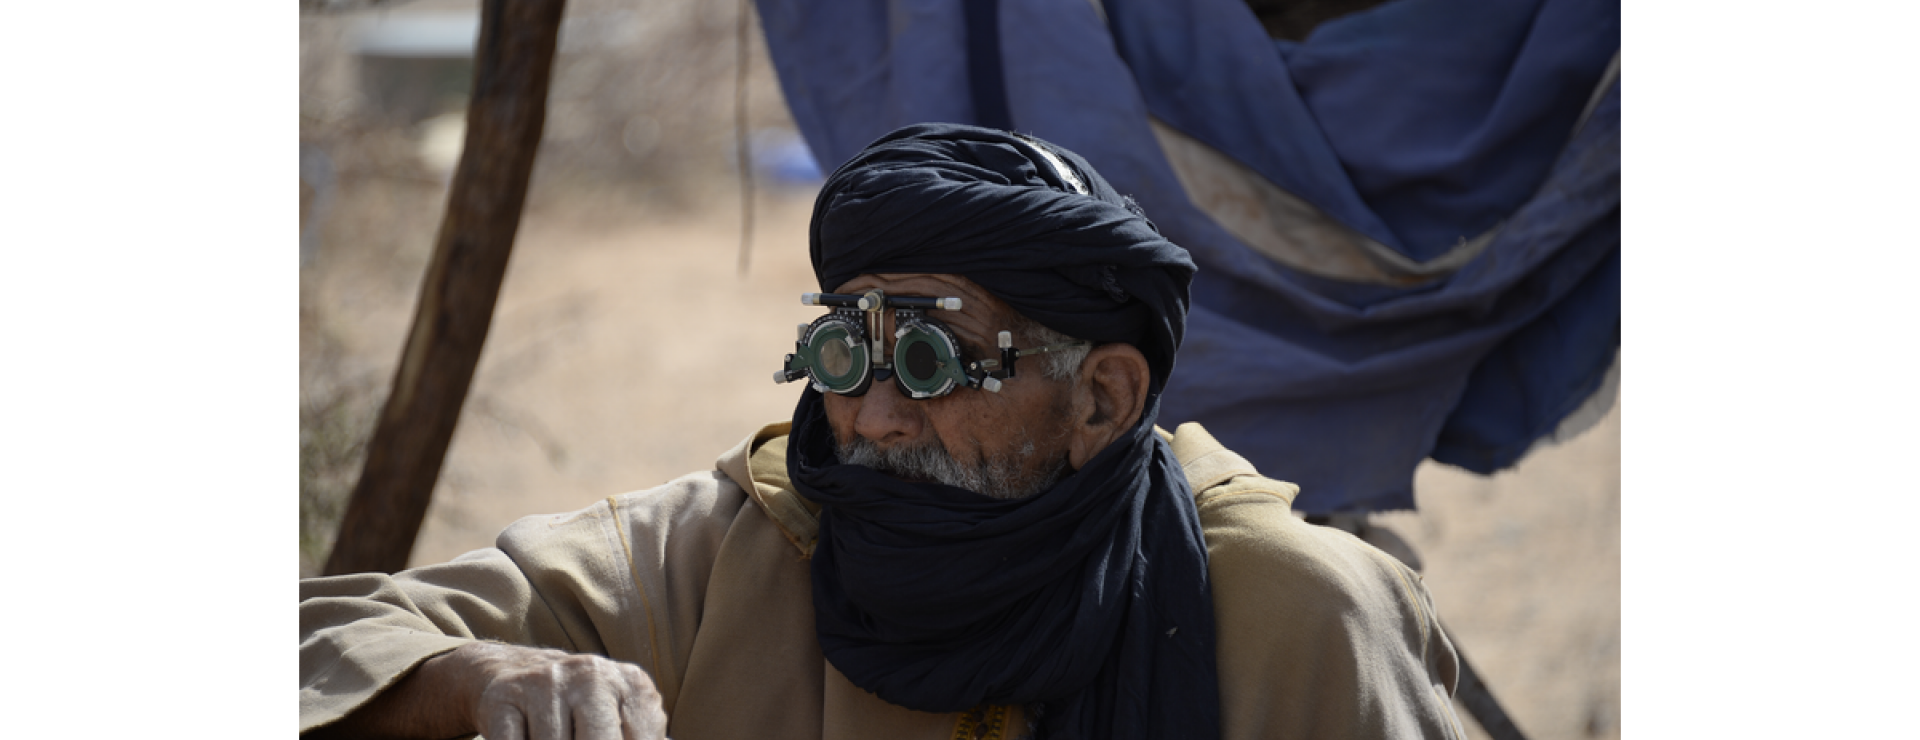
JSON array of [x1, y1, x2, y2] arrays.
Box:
[[573, 693, 626, 740], [574, 667, 640, 740], [470, 646, 667, 740], [484, 703, 528, 740], [619, 662, 668, 740], [619, 691, 668, 740], [605, 661, 665, 740], [524, 684, 571, 740]]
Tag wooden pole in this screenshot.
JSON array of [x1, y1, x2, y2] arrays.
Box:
[[1447, 620, 1531, 740], [1318, 517, 1532, 740], [323, 0, 568, 576]]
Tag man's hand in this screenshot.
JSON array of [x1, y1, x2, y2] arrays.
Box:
[[308, 641, 668, 740], [463, 642, 668, 740]]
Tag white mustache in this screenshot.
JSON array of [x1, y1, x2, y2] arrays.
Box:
[[835, 435, 1067, 501]]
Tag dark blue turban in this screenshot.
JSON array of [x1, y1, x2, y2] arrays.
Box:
[[808, 122, 1196, 390], [789, 123, 1220, 740]]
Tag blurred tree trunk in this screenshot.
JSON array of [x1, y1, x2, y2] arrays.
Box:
[[324, 0, 568, 576], [1450, 623, 1531, 740]]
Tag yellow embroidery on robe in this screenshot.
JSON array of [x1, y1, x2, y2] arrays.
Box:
[[950, 704, 1012, 740]]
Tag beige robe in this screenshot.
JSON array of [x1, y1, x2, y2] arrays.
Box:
[[301, 422, 1467, 739]]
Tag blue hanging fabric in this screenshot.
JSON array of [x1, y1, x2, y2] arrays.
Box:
[[753, 0, 1620, 514]]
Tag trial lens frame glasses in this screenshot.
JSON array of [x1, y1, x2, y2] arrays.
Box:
[[774, 290, 1089, 400]]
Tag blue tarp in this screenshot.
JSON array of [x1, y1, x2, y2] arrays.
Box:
[[754, 0, 1620, 513]]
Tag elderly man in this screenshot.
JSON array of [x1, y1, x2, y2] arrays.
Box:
[[301, 124, 1466, 740]]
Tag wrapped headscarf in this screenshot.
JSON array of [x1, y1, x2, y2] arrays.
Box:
[[808, 123, 1193, 390], [788, 123, 1219, 740]]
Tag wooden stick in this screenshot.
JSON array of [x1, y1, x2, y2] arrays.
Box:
[[1447, 620, 1531, 740], [323, 0, 568, 576]]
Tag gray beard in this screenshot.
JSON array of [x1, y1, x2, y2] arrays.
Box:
[[836, 435, 1072, 501]]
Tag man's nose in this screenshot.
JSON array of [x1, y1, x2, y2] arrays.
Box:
[[851, 376, 923, 444]]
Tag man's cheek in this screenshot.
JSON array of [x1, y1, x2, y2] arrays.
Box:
[[822, 398, 856, 442]]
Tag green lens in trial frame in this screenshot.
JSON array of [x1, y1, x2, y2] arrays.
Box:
[[791, 313, 871, 395], [774, 289, 1090, 399], [891, 314, 970, 399]]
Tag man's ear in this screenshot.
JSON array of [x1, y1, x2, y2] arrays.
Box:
[[1067, 343, 1151, 468]]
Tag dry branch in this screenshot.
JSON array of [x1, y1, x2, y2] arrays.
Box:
[[323, 0, 568, 576]]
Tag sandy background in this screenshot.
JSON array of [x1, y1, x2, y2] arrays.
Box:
[[299, 6, 1618, 736]]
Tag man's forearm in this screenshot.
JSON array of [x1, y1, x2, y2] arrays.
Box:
[[305, 641, 492, 740]]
